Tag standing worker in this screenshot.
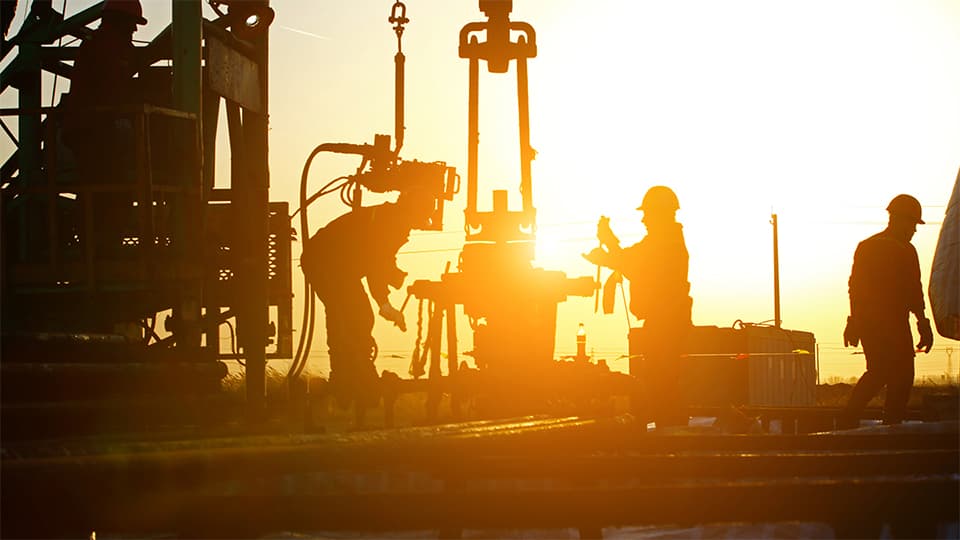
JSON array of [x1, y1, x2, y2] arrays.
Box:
[[583, 185, 693, 429], [841, 194, 934, 427], [300, 189, 435, 423]]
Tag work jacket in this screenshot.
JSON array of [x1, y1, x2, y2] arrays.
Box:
[[848, 228, 925, 353], [618, 222, 692, 325], [302, 203, 410, 306]]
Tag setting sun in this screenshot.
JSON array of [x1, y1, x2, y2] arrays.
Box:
[[1, 1, 958, 536]]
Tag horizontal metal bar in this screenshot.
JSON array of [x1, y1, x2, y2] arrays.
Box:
[[4, 417, 957, 474], [5, 185, 199, 195], [688, 405, 935, 423], [2, 475, 956, 537], [0, 104, 197, 119], [5, 445, 956, 493], [0, 106, 61, 116]]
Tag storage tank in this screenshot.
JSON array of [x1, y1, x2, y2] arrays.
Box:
[[629, 324, 817, 407]]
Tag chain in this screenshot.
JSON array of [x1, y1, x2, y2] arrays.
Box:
[[388, 1, 408, 53], [410, 297, 425, 378]]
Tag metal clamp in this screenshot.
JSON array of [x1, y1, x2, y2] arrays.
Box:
[[388, 1, 408, 50]]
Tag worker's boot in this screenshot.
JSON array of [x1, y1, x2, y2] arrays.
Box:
[[327, 355, 352, 411], [356, 360, 381, 410]]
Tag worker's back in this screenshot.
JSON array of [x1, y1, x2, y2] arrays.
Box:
[[302, 203, 411, 282], [849, 229, 922, 327]]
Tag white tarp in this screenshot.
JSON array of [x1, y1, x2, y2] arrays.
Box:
[[929, 168, 960, 340]]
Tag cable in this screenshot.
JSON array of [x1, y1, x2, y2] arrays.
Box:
[[287, 143, 372, 381], [225, 319, 244, 366], [290, 176, 351, 220]]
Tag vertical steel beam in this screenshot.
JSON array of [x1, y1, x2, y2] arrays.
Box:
[[446, 304, 458, 375], [516, 50, 532, 215], [394, 50, 405, 153], [172, 0, 202, 116], [237, 1, 271, 420], [466, 55, 479, 220], [172, 0, 204, 351], [16, 44, 42, 181], [17, 42, 42, 261]]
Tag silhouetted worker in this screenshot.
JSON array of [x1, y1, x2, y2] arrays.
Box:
[[584, 185, 693, 428], [841, 194, 934, 428], [62, 0, 146, 256], [300, 189, 435, 421]]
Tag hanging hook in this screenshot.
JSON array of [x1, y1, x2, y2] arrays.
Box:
[[388, 1, 408, 52]]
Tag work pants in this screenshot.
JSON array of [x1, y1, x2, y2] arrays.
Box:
[[844, 320, 915, 425], [313, 276, 380, 408], [635, 318, 691, 428]]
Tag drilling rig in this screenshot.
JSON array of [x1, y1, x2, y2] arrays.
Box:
[[1, 0, 291, 438], [401, 0, 631, 419], [290, 1, 629, 423]]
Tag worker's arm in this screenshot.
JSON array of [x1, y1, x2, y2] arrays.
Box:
[[368, 264, 406, 305], [369, 269, 407, 332], [367, 229, 409, 331], [844, 243, 864, 347], [906, 244, 934, 353], [582, 216, 625, 270]]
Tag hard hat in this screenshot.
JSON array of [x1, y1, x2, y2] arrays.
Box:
[[637, 185, 680, 213], [886, 194, 924, 224], [102, 0, 148, 25]]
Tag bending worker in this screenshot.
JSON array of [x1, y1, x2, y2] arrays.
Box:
[[583, 185, 693, 428], [300, 189, 435, 417], [841, 194, 934, 427]]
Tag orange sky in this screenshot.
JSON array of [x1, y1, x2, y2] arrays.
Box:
[[268, 1, 960, 382], [2, 0, 959, 381]]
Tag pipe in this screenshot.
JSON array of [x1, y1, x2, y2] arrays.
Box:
[[772, 213, 781, 328]]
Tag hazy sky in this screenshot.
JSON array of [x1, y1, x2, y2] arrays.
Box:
[[3, 0, 959, 381]]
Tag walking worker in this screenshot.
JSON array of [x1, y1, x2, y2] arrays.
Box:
[[841, 194, 934, 427], [583, 185, 693, 428], [299, 189, 435, 420]]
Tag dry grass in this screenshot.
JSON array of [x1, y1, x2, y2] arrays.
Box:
[[816, 380, 959, 408], [216, 370, 958, 432]]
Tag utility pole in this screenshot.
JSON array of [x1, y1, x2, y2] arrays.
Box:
[[771, 213, 781, 328]]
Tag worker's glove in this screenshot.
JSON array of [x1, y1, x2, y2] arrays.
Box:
[[582, 247, 611, 268], [843, 316, 859, 348], [379, 302, 406, 332], [388, 267, 407, 290], [597, 216, 618, 249], [916, 317, 934, 353]]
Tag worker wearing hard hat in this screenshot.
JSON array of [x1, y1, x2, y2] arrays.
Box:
[[300, 189, 435, 424], [841, 193, 934, 428], [583, 185, 693, 429]]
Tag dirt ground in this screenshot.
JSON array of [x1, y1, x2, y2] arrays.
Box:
[[816, 381, 959, 408]]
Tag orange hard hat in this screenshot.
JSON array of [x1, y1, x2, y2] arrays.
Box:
[[102, 0, 147, 25], [637, 185, 680, 213], [886, 194, 924, 224]]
